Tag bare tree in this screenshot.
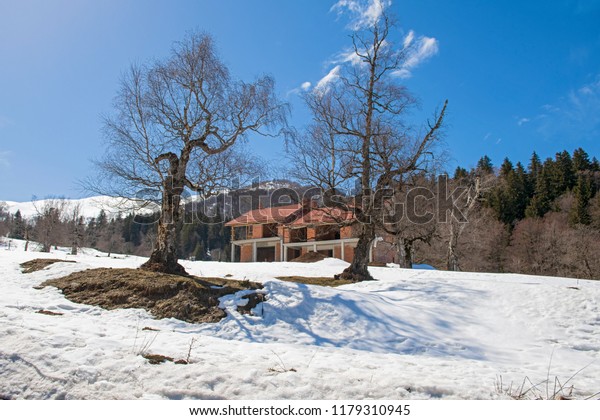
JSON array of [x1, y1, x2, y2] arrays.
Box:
[[441, 172, 495, 271], [32, 198, 68, 252], [372, 175, 438, 268], [67, 203, 83, 255], [93, 32, 289, 274], [290, 13, 447, 280]]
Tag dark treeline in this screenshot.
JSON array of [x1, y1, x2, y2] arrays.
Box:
[[417, 147, 600, 279], [0, 206, 232, 262]]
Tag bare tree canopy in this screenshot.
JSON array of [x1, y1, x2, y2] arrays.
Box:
[[290, 12, 447, 281], [93, 32, 289, 274]]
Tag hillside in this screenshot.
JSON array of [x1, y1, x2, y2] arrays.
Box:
[[1, 239, 599, 399]]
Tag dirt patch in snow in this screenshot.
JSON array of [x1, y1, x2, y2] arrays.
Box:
[[276, 276, 353, 287], [36, 309, 64, 316], [237, 292, 267, 314], [20, 259, 76, 274], [42, 268, 262, 323], [142, 354, 188, 365], [290, 251, 326, 263]]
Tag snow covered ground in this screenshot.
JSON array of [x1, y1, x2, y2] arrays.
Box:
[[1, 238, 599, 399]]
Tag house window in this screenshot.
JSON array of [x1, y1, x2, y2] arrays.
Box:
[[290, 227, 307, 242], [234, 226, 253, 240], [264, 223, 278, 238]]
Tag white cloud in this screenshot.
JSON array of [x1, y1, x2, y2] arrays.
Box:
[[315, 65, 341, 91], [286, 81, 314, 97], [331, 0, 391, 29], [403, 30, 415, 49], [308, 1, 439, 94], [534, 76, 600, 142], [517, 117, 530, 126], [301, 81, 312, 91], [335, 48, 364, 66], [393, 33, 439, 78]]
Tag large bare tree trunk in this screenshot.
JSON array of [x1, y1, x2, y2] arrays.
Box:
[[397, 238, 413, 269], [447, 222, 460, 271], [337, 224, 374, 281], [141, 175, 187, 275]]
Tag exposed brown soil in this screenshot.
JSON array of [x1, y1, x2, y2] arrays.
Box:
[[334, 271, 370, 282], [142, 354, 188, 365], [237, 292, 267, 315], [276, 276, 354, 287], [21, 259, 76, 274], [41, 268, 262, 324], [36, 309, 64, 316], [290, 251, 326, 263]]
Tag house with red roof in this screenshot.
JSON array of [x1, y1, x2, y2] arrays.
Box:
[[225, 201, 394, 263]]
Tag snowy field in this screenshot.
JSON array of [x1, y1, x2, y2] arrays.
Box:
[[1, 239, 599, 400]]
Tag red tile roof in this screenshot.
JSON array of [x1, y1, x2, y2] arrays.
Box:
[[225, 204, 303, 226], [288, 207, 355, 227]]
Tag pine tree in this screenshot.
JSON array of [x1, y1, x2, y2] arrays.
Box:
[[476, 155, 494, 175], [490, 161, 529, 225], [10, 210, 25, 240], [572, 147, 592, 172], [528, 151, 542, 178], [554, 150, 576, 192], [512, 162, 530, 221], [527, 151, 542, 197], [86, 218, 99, 248], [569, 175, 592, 226], [500, 158, 514, 177], [541, 157, 564, 201], [453, 166, 468, 179], [525, 164, 552, 218]]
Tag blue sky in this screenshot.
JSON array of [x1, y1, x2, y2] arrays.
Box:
[[1, 0, 599, 201]]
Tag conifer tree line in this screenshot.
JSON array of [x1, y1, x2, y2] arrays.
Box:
[[418, 147, 600, 279]]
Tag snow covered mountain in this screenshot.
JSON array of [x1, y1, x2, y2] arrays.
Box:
[[1, 180, 308, 221], [2, 196, 157, 220]]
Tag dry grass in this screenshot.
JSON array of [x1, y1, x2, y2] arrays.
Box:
[[290, 251, 326, 263], [21, 259, 76, 274], [495, 353, 599, 400], [42, 268, 262, 323], [276, 276, 353, 287]]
